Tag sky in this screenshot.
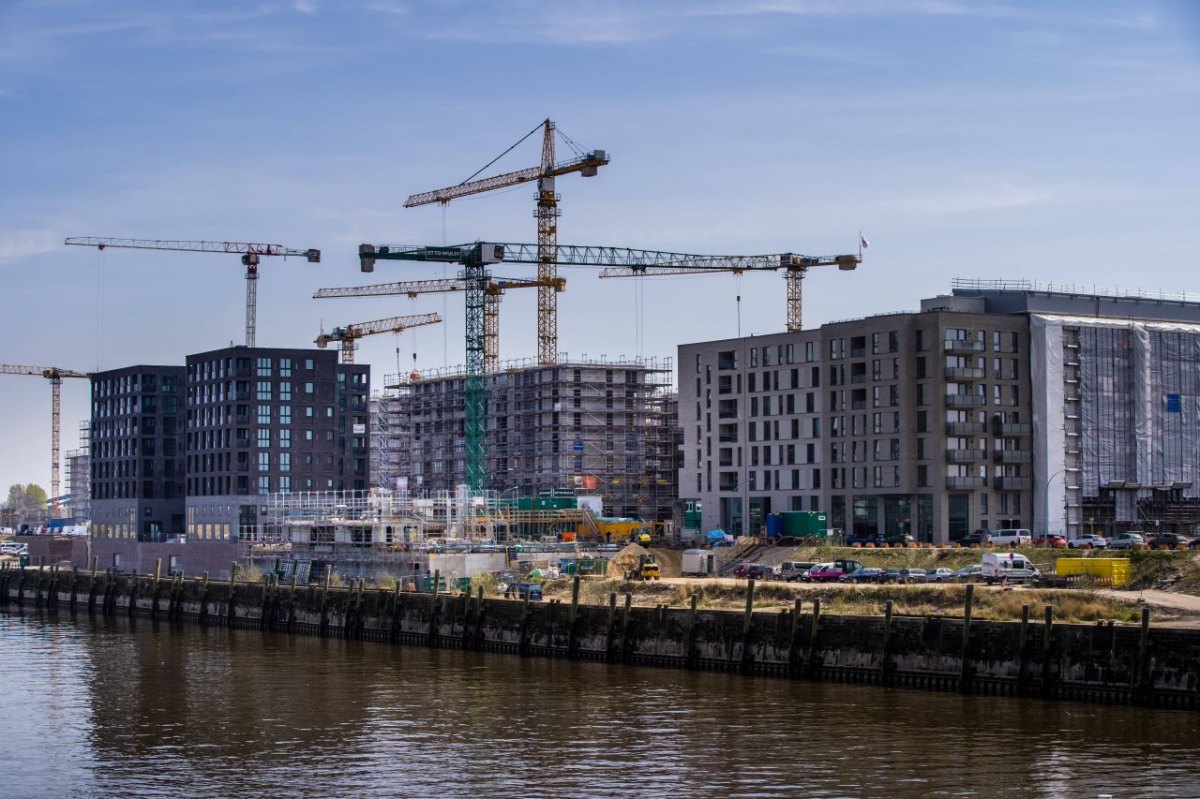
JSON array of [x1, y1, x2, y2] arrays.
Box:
[[2, 0, 1199, 498]]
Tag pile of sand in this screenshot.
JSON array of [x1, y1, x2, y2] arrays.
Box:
[[606, 543, 650, 578]]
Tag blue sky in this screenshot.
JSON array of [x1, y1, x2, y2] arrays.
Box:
[[2, 1, 1199, 498]]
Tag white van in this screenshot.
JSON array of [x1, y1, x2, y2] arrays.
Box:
[[987, 528, 1032, 546], [981, 551, 1039, 584]]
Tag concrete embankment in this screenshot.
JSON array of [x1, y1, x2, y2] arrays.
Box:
[[2, 563, 1197, 710]]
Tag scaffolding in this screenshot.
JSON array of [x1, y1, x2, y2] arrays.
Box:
[[64, 420, 91, 522], [378, 354, 679, 521]]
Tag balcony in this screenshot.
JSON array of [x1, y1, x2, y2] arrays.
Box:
[[946, 448, 987, 462], [995, 422, 1031, 436], [945, 421, 986, 436], [993, 450, 1030, 463], [944, 340, 985, 354], [945, 366, 986, 381], [994, 477, 1032, 490], [946, 476, 986, 489], [945, 394, 986, 408]]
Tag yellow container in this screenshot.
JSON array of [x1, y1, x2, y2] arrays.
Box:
[[1055, 557, 1131, 587]]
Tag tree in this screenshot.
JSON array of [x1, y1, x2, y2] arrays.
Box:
[[3, 484, 48, 513]]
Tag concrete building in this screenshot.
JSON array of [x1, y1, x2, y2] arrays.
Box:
[[679, 305, 1030, 543], [89, 365, 187, 542], [682, 279, 1200, 543], [383, 356, 679, 521], [183, 347, 370, 542]]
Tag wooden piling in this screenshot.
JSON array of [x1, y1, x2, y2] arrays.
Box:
[[960, 583, 974, 693], [806, 597, 822, 676], [686, 593, 700, 669], [567, 575, 581, 660], [740, 578, 757, 671], [881, 599, 894, 685], [1041, 604, 1055, 696]]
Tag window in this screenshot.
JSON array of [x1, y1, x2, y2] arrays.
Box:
[[280, 405, 291, 425], [257, 429, 270, 448], [305, 406, 314, 417], [257, 404, 271, 424], [888, 331, 899, 353], [256, 381, 272, 400], [280, 382, 292, 401], [258, 476, 270, 495], [257, 357, 272, 377], [917, 410, 927, 433], [305, 382, 314, 394], [258, 452, 270, 472], [280, 429, 291, 448], [279, 358, 292, 377], [280, 452, 290, 472]]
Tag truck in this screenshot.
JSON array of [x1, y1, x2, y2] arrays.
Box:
[[624, 554, 661, 581], [681, 549, 716, 577], [981, 551, 1039, 584]]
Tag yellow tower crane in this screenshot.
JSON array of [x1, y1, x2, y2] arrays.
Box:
[[401, 119, 608, 367], [314, 275, 562, 373], [1, 364, 89, 518], [314, 313, 442, 364]]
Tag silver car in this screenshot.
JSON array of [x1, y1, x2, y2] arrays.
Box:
[[1108, 532, 1144, 550]]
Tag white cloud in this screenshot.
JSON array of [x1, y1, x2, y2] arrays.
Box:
[[0, 230, 63, 261]]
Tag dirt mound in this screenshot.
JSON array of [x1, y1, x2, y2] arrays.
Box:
[[648, 548, 683, 578], [606, 543, 650, 578]]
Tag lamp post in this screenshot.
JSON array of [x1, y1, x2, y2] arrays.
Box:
[[1042, 467, 1066, 538]]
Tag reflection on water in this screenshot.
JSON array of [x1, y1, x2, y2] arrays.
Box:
[[1, 610, 1198, 799]]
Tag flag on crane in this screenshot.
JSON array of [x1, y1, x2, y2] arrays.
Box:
[[860, 233, 870, 249]]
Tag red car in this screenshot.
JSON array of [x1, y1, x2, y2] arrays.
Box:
[[1033, 533, 1067, 549]]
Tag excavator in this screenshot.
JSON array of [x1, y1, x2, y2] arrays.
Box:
[[624, 554, 661, 581]]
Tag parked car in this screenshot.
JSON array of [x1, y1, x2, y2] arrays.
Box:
[[956, 531, 988, 547], [927, 568, 955, 582], [1108, 532, 1145, 550], [953, 564, 984, 582], [805, 559, 864, 582], [896, 568, 928, 583], [1067, 534, 1108, 549], [778, 561, 817, 581], [839, 567, 884, 584], [1148, 533, 1193, 550], [878, 568, 903, 584], [734, 562, 768, 579], [0, 542, 29, 556], [1033, 533, 1068, 548], [798, 562, 835, 582], [987, 528, 1032, 546], [516, 582, 543, 601], [884, 534, 915, 547]]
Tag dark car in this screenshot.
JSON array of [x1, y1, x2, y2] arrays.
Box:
[[1148, 533, 1193, 550], [884, 534, 915, 547], [734, 562, 768, 579], [957, 531, 987, 547], [878, 568, 903, 584], [516, 582, 543, 601], [839, 567, 884, 584]]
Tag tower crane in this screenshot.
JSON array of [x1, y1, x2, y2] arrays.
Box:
[[314, 275, 563, 373], [64, 237, 322, 348], [314, 313, 442, 364], [597, 252, 860, 332], [400, 119, 608, 367], [358, 242, 861, 490], [1, 364, 89, 518]]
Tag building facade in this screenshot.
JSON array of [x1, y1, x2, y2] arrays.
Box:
[[183, 347, 370, 541], [681, 280, 1200, 543], [89, 365, 187, 541], [386, 357, 679, 521]]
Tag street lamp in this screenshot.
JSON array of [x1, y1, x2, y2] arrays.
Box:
[[1041, 467, 1066, 537]]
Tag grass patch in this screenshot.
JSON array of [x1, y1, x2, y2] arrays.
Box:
[[540, 578, 1145, 624]]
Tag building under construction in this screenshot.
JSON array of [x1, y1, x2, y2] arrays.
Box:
[[376, 355, 681, 523]]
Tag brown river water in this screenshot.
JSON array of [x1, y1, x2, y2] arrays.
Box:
[[0, 609, 1197, 799]]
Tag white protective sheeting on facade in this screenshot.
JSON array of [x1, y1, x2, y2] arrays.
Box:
[[1031, 314, 1200, 530], [1030, 316, 1066, 534]]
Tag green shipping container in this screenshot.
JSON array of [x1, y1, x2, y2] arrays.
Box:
[[780, 511, 828, 538]]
